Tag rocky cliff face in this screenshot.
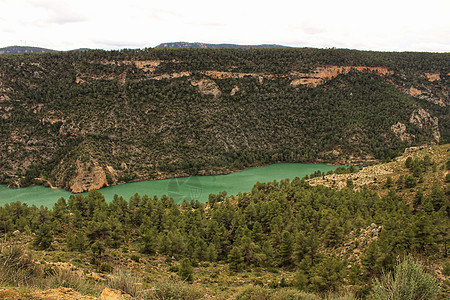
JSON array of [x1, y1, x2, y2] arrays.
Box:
[[391, 122, 414, 143], [69, 160, 108, 193], [409, 108, 441, 142], [290, 66, 392, 87], [190, 78, 222, 97]]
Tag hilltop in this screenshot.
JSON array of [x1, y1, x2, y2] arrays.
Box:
[[0, 46, 57, 54], [0, 47, 448, 192], [155, 42, 290, 49], [0, 43, 289, 54]]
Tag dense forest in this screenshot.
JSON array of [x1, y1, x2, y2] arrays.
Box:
[[0, 145, 448, 299], [0, 48, 448, 192]]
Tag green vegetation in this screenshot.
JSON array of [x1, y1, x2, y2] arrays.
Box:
[[0, 48, 448, 190], [0, 145, 448, 298], [0, 47, 448, 298], [372, 256, 438, 300]]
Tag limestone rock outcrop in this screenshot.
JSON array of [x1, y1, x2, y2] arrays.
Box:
[[69, 160, 108, 193], [98, 288, 132, 300], [409, 108, 441, 142], [190, 78, 221, 97], [34, 287, 96, 300], [425, 72, 440, 82], [391, 122, 414, 143], [290, 66, 393, 87]]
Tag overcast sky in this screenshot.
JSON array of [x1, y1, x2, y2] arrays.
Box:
[[0, 0, 449, 52]]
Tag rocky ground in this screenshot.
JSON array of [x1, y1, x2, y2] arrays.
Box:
[[0, 287, 131, 300], [308, 144, 449, 200]]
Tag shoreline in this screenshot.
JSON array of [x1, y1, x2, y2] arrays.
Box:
[[0, 162, 341, 206], [4, 160, 346, 193]]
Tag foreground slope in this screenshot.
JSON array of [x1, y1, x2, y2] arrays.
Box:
[[0, 48, 448, 192], [0, 144, 448, 299]]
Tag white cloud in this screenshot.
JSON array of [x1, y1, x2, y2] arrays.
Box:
[[0, 0, 448, 51]]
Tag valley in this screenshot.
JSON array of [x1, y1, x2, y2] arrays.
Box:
[[0, 162, 338, 207], [0, 48, 448, 193], [0, 47, 449, 299], [0, 144, 448, 299]]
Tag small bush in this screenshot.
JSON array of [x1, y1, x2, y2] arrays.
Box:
[[442, 260, 450, 276], [44, 267, 100, 296], [169, 264, 179, 273], [235, 285, 271, 300], [146, 278, 203, 299], [404, 175, 417, 188], [372, 255, 438, 300], [178, 258, 193, 282], [98, 262, 114, 273], [268, 279, 279, 289], [325, 292, 358, 300], [106, 269, 142, 298], [445, 173, 450, 183], [272, 288, 320, 300], [0, 244, 41, 286], [130, 254, 140, 262]]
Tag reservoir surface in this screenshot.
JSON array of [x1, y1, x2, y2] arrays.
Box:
[[0, 163, 338, 207]]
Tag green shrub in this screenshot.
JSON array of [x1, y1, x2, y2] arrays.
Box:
[[442, 260, 450, 276], [325, 292, 358, 300], [130, 254, 140, 262], [235, 285, 271, 300], [346, 178, 354, 188], [272, 288, 320, 300], [372, 255, 438, 300], [33, 223, 53, 250], [98, 262, 114, 273], [445, 173, 450, 183], [44, 267, 100, 296], [146, 278, 203, 299], [178, 258, 194, 282], [404, 175, 417, 188], [268, 279, 279, 289], [0, 244, 41, 286], [106, 269, 142, 298]]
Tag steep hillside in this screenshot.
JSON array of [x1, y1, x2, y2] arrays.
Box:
[[0, 48, 448, 192], [308, 144, 450, 198]]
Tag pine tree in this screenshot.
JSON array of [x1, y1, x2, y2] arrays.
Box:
[[33, 223, 52, 250], [140, 227, 157, 255], [178, 258, 193, 282], [279, 231, 293, 266], [228, 246, 244, 272], [205, 243, 218, 262], [158, 234, 171, 256], [193, 239, 207, 261], [413, 189, 424, 210]]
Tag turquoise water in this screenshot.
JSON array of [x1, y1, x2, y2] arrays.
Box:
[[0, 163, 338, 207]]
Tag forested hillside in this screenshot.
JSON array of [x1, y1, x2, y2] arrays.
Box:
[[0, 144, 448, 299], [0, 48, 448, 192]]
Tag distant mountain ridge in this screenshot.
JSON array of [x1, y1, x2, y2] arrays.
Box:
[[0, 46, 57, 54], [0, 43, 289, 55], [155, 42, 290, 49]]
